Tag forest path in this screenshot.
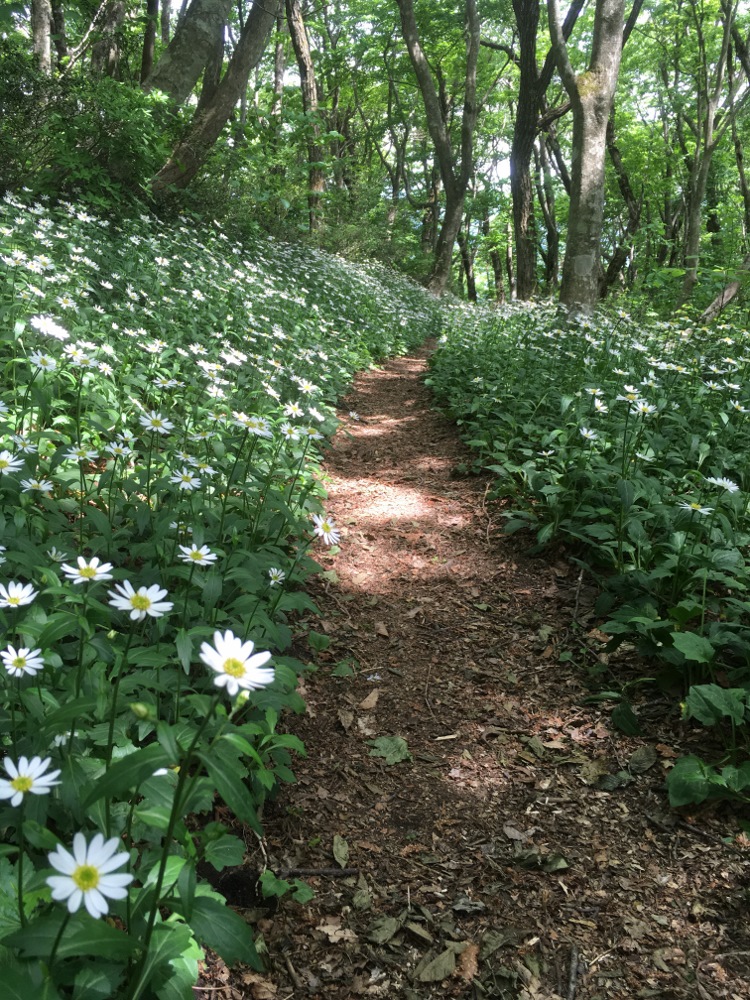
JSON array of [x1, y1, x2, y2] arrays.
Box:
[[244, 344, 748, 1000]]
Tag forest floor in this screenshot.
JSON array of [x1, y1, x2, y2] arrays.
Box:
[[211, 343, 749, 1000]]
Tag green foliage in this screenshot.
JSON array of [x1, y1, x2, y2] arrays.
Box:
[[0, 190, 439, 995], [429, 299, 750, 806]]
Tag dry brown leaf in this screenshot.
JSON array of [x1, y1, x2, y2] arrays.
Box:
[[374, 621, 389, 637], [456, 942, 479, 982], [358, 689, 380, 711], [338, 708, 354, 731], [241, 972, 277, 999]]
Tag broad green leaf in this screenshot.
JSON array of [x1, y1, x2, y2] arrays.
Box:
[[720, 762, 750, 794], [666, 755, 714, 807], [73, 964, 125, 1000], [670, 632, 715, 664], [684, 685, 747, 727], [611, 702, 642, 736], [82, 744, 170, 808], [173, 896, 261, 969], [204, 834, 245, 871], [367, 736, 411, 764], [3, 912, 136, 961], [197, 750, 262, 832]]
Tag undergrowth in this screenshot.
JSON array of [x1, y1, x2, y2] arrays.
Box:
[[428, 300, 750, 812], [0, 190, 439, 997]]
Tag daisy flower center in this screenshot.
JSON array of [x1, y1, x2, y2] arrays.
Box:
[[222, 657, 246, 678], [11, 776, 32, 794], [0, 461, 9, 469], [130, 594, 151, 611], [72, 864, 100, 891], [189, 552, 204, 561], [79, 566, 97, 578], [7, 596, 20, 606], [11, 656, 26, 669]]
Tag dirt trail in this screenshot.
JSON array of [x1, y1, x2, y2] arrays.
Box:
[[243, 345, 749, 1000]]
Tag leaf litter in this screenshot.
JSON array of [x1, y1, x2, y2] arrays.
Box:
[[212, 344, 750, 999]]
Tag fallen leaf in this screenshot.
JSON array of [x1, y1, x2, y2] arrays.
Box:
[[366, 915, 401, 944], [318, 916, 357, 943], [416, 947, 457, 983], [628, 745, 657, 774], [456, 942, 480, 981], [241, 972, 277, 999], [368, 735, 411, 764], [333, 833, 350, 868], [374, 621, 389, 637], [359, 689, 379, 711], [338, 709, 354, 731]]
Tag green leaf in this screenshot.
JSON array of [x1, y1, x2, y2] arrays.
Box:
[[666, 755, 714, 807], [82, 744, 170, 808], [131, 922, 194, 998], [72, 964, 125, 1000], [367, 736, 411, 765], [720, 762, 750, 795], [3, 912, 136, 961], [684, 685, 747, 727], [175, 629, 192, 675], [611, 701, 642, 736], [174, 896, 260, 969], [670, 632, 715, 664], [332, 834, 349, 868], [0, 957, 63, 1000], [197, 750, 262, 832], [203, 834, 245, 871]]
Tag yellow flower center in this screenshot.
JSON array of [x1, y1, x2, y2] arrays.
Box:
[[0, 461, 7, 469], [79, 566, 97, 578], [7, 596, 20, 606], [72, 864, 100, 891], [11, 776, 32, 793], [189, 551, 203, 561], [130, 594, 151, 611], [222, 657, 245, 678], [11, 656, 26, 669]]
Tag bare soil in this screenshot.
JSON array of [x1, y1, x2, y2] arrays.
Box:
[[216, 343, 750, 1000]]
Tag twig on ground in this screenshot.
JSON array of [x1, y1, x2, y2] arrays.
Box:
[[277, 867, 359, 878], [283, 953, 304, 990], [567, 945, 579, 1000]]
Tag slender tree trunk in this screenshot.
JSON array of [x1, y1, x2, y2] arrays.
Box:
[[141, 0, 160, 82], [161, 0, 171, 43], [600, 109, 642, 294], [548, 0, 626, 312], [151, 0, 280, 194], [271, 13, 286, 113], [506, 220, 516, 297], [91, 0, 127, 78], [144, 0, 231, 105], [457, 226, 477, 302], [31, 0, 53, 75], [483, 214, 505, 302], [50, 0, 68, 67], [286, 0, 325, 230], [396, 0, 480, 294]]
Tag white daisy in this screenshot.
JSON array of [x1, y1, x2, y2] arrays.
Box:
[[60, 556, 114, 584], [169, 468, 201, 491], [199, 629, 274, 698], [0, 581, 38, 608], [0, 451, 23, 474], [1, 644, 45, 677], [177, 544, 217, 566], [47, 832, 133, 919], [139, 410, 174, 435], [311, 512, 340, 545], [268, 567, 286, 586], [107, 581, 173, 620], [0, 756, 60, 806]]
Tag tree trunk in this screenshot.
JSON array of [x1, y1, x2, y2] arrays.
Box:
[[144, 0, 232, 105], [396, 0, 480, 295], [151, 0, 280, 194], [91, 0, 127, 78], [161, 0, 171, 43], [195, 26, 225, 115], [483, 214, 505, 302], [286, 0, 325, 231], [600, 109, 641, 295], [700, 253, 750, 322], [140, 0, 160, 82], [271, 13, 286, 113], [31, 0, 53, 75], [548, 0, 626, 313], [457, 227, 477, 302], [50, 0, 68, 68], [506, 220, 516, 297]]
